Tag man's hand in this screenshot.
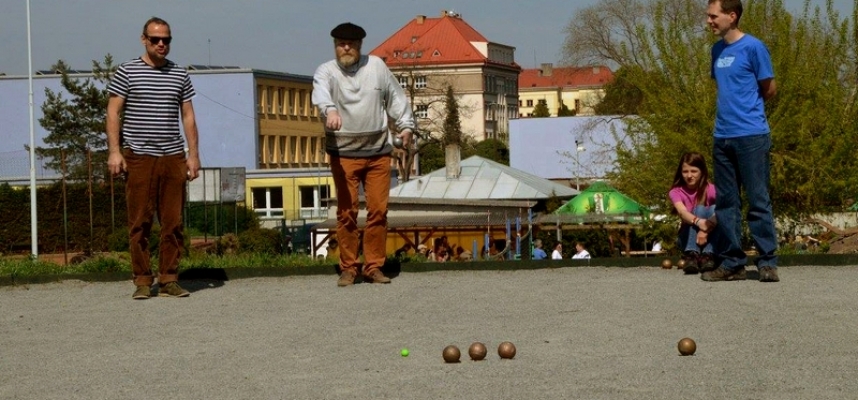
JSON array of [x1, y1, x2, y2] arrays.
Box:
[[397, 129, 414, 148], [108, 151, 126, 177], [186, 155, 201, 181], [325, 109, 342, 131]]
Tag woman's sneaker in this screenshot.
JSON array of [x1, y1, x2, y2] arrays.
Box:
[[682, 251, 699, 274], [698, 253, 716, 272]]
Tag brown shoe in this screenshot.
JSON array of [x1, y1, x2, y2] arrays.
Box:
[[759, 266, 780, 282], [698, 253, 717, 272], [337, 270, 357, 287], [132, 285, 151, 300], [681, 251, 699, 274], [363, 269, 391, 284], [158, 282, 190, 298], [701, 266, 747, 282]]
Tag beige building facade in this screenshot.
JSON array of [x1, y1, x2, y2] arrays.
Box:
[[370, 11, 521, 142], [518, 63, 613, 117]]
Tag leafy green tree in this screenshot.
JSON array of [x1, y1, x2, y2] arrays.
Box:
[[473, 138, 509, 165], [417, 140, 446, 174], [441, 85, 464, 146], [37, 56, 116, 182], [418, 85, 473, 174], [532, 101, 551, 117], [593, 66, 644, 115], [562, 0, 858, 219], [557, 103, 577, 116]]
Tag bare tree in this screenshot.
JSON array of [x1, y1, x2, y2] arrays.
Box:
[[391, 68, 478, 181], [561, 0, 649, 68]]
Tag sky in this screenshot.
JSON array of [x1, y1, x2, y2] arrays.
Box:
[[0, 0, 852, 77]]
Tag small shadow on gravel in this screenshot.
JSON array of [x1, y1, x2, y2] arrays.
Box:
[[177, 268, 228, 293]]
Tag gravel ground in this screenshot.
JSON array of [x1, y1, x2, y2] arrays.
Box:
[[3, 265, 858, 400]]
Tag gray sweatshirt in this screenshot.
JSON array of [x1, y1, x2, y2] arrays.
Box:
[[312, 55, 415, 157]]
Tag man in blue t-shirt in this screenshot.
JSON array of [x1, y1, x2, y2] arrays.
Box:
[[532, 239, 548, 260], [703, 0, 779, 283]]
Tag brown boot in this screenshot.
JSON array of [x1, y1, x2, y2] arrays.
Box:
[[337, 269, 357, 287], [701, 266, 747, 282], [363, 269, 391, 284]]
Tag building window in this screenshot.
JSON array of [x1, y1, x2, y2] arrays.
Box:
[[485, 102, 495, 121], [398, 76, 408, 89], [414, 76, 427, 89], [538, 99, 547, 106], [251, 187, 283, 218], [415, 105, 428, 118], [574, 99, 581, 111], [299, 185, 330, 219], [526, 99, 533, 107]]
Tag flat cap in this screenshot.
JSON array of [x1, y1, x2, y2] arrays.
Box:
[[331, 22, 366, 40]]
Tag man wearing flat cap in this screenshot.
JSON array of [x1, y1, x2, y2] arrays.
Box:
[[312, 22, 415, 287]]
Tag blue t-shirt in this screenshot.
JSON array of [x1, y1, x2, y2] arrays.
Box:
[[710, 34, 774, 138], [532, 248, 548, 260]]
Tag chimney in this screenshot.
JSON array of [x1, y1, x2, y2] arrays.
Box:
[[592, 66, 601, 75], [445, 144, 461, 179], [441, 10, 448, 17], [416, 15, 426, 24], [540, 63, 553, 77]]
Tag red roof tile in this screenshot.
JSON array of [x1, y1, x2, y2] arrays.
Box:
[[370, 12, 513, 67], [520, 65, 614, 89]]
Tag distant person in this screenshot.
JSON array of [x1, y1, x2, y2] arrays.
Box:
[[704, 0, 779, 282], [429, 237, 450, 262], [416, 244, 430, 258], [454, 246, 472, 261], [394, 243, 413, 259], [669, 152, 717, 274], [551, 243, 563, 260], [312, 22, 415, 286], [571, 242, 591, 259], [532, 239, 548, 260], [107, 17, 200, 300]]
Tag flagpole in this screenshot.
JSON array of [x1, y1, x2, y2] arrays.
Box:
[[27, 0, 39, 258]]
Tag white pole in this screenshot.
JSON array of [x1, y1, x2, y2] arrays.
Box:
[[26, 0, 39, 259]]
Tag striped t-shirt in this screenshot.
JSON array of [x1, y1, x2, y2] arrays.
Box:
[[107, 58, 196, 156]]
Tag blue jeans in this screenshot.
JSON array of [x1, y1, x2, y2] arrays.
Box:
[[677, 205, 715, 254], [713, 134, 778, 270]]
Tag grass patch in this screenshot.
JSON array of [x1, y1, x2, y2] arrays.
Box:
[[0, 251, 335, 282]]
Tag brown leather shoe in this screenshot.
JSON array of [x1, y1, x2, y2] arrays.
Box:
[[363, 269, 391, 284], [701, 266, 747, 282], [337, 270, 357, 287], [759, 266, 780, 282]]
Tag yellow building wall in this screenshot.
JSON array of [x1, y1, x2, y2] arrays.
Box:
[[256, 78, 327, 169], [518, 87, 605, 117], [245, 175, 336, 221]]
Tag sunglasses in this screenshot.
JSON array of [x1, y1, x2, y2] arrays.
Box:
[[145, 35, 172, 45]]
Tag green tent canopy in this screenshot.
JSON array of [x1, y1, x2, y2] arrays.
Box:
[[555, 181, 649, 223]]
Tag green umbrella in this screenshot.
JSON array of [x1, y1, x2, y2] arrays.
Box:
[[555, 181, 648, 217]]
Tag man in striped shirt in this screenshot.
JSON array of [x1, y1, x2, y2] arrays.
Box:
[[106, 17, 201, 300]]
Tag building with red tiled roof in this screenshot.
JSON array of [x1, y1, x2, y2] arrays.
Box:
[[518, 63, 613, 117], [370, 10, 521, 142]]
